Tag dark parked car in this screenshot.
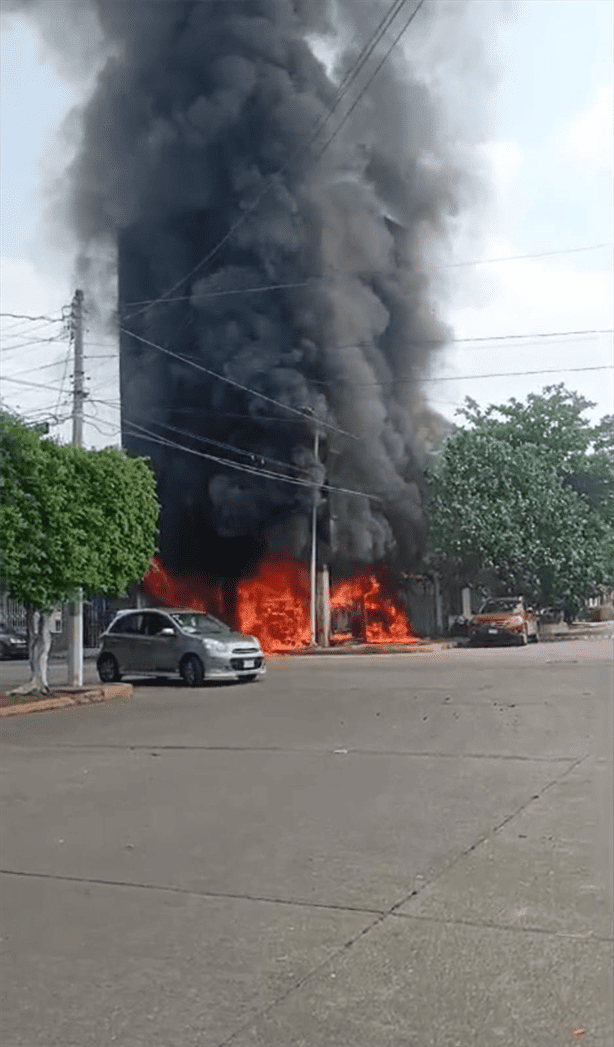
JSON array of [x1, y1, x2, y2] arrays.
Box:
[[469, 597, 539, 646], [0, 622, 28, 660], [97, 608, 266, 686], [538, 605, 566, 625]]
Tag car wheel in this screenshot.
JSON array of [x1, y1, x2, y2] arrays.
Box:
[[0, 643, 7, 660], [181, 655, 204, 688], [97, 654, 120, 683]]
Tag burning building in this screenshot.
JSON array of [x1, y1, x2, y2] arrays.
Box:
[[13, 0, 488, 648]]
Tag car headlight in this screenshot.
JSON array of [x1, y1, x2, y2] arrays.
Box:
[[506, 615, 523, 626], [202, 638, 227, 654]]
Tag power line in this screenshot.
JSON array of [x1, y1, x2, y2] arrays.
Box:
[[308, 0, 426, 169], [123, 418, 381, 501], [5, 341, 610, 400], [444, 242, 613, 267], [82, 412, 122, 438], [1, 317, 65, 337], [116, 324, 613, 402], [0, 312, 64, 322], [4, 358, 73, 380], [442, 328, 613, 344], [1, 335, 67, 353], [322, 329, 613, 354], [120, 244, 614, 309], [134, 417, 317, 477], [421, 365, 614, 383], [2, 375, 72, 392], [118, 326, 361, 440]]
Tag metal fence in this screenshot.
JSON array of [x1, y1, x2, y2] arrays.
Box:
[[83, 597, 114, 648], [0, 596, 27, 633], [1, 593, 114, 648]]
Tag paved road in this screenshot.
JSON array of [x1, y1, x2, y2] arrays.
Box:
[[1, 639, 612, 1047]]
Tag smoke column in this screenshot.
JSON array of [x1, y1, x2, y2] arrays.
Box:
[[8, 0, 489, 580]]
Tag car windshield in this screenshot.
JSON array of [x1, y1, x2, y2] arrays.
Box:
[[480, 598, 522, 613], [169, 612, 231, 635]]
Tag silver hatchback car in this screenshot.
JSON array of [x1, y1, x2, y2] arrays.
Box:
[[97, 608, 265, 686]]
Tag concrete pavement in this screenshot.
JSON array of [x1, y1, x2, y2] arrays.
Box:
[[1, 638, 612, 1046]]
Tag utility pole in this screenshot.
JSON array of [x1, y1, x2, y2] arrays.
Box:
[[308, 425, 331, 648], [68, 290, 84, 686], [310, 428, 319, 646], [71, 290, 84, 447]]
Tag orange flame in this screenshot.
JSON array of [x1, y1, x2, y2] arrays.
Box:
[[330, 573, 418, 645], [143, 555, 418, 653], [143, 557, 226, 617]]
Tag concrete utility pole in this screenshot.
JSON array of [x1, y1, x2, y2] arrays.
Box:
[[316, 563, 330, 647], [68, 290, 84, 686], [310, 428, 320, 646], [308, 424, 331, 648], [71, 290, 84, 447]]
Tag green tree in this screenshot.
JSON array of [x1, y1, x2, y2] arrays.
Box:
[[0, 412, 158, 692], [427, 386, 613, 616]]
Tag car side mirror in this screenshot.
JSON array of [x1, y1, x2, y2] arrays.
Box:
[[160, 627, 175, 636]]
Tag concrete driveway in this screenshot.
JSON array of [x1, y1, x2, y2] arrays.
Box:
[[1, 638, 612, 1046]]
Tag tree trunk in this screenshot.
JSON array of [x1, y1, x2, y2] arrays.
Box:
[[10, 608, 53, 695]]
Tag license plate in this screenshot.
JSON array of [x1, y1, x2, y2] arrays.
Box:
[[243, 659, 254, 669], [488, 628, 498, 634]]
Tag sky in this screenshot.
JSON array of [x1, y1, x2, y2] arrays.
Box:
[[1, 0, 612, 451]]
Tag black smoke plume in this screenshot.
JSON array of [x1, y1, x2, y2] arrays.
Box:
[[8, 0, 488, 579]]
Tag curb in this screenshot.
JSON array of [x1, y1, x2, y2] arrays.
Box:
[[0, 683, 132, 718], [281, 641, 437, 657]]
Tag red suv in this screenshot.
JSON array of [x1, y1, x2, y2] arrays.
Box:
[[469, 597, 539, 646]]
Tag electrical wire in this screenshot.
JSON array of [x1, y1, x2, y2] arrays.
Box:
[[4, 358, 73, 380], [124, 418, 381, 501], [444, 242, 613, 267], [0, 312, 64, 324], [1, 334, 68, 354], [309, 0, 426, 172], [132, 417, 317, 477], [1, 321, 65, 341], [116, 324, 613, 408], [420, 364, 614, 383], [2, 375, 72, 392], [118, 326, 361, 440], [120, 243, 614, 308], [82, 412, 122, 438], [307, 362, 614, 389]]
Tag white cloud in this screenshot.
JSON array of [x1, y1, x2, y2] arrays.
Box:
[[479, 139, 524, 199], [430, 248, 613, 422], [557, 83, 613, 170], [1, 255, 73, 317], [428, 114, 613, 423]]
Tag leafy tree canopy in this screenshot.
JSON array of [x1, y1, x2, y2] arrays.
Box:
[[457, 385, 613, 525], [427, 386, 613, 611], [0, 411, 159, 610]]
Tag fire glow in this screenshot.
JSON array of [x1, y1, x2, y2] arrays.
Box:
[[143, 555, 418, 653]]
